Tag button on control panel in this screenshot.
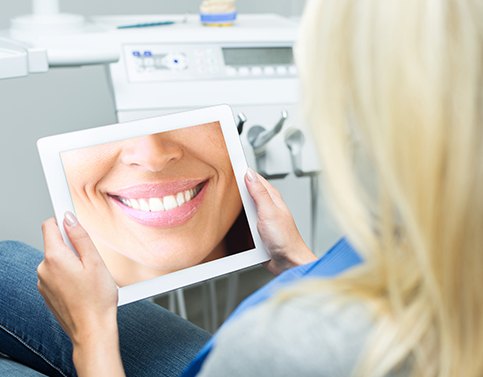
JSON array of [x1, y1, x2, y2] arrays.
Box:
[[221, 64, 296, 78], [124, 44, 297, 82]]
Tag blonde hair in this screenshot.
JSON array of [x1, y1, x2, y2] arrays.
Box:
[[292, 0, 483, 376]]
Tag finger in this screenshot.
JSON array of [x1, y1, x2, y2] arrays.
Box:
[[256, 174, 285, 206], [245, 168, 277, 216], [42, 218, 69, 259], [63, 211, 103, 265]]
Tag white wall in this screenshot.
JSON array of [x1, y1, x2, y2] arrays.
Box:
[[0, 66, 117, 247], [0, 1, 314, 250]]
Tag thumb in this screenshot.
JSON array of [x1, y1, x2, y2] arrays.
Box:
[[245, 168, 276, 217], [63, 211, 102, 264]]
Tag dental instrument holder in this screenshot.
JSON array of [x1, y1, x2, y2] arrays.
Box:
[[247, 110, 289, 179], [285, 128, 320, 251]]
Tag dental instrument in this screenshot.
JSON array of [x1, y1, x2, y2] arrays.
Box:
[[236, 113, 247, 135], [247, 111, 289, 179], [117, 21, 176, 29]]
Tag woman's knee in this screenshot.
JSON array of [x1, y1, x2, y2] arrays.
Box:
[[0, 240, 43, 262], [0, 240, 51, 334], [0, 241, 43, 285]]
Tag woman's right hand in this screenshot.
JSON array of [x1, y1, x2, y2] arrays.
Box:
[[245, 169, 317, 275], [38, 212, 125, 377]]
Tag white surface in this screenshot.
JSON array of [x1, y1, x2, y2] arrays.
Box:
[[10, 14, 85, 38], [0, 37, 48, 78], [9, 25, 119, 66], [0, 38, 28, 79], [37, 105, 270, 306], [33, 0, 60, 15], [25, 47, 49, 72], [4, 38, 49, 73], [6, 13, 298, 67]]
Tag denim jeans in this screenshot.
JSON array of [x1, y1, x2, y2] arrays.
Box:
[[0, 241, 211, 377]]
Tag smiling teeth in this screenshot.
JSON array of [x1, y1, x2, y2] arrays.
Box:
[[119, 186, 202, 212]]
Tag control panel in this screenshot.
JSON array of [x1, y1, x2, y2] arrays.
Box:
[[124, 44, 297, 82]]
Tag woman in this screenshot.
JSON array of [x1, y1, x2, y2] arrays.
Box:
[[61, 121, 254, 286], [1, 0, 483, 376]]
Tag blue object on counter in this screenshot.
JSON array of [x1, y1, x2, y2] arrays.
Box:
[[200, 11, 237, 24], [117, 21, 175, 29]]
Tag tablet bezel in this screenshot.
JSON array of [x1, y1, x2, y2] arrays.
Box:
[[37, 105, 269, 306]]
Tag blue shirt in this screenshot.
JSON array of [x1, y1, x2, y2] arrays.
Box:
[[182, 238, 362, 377]]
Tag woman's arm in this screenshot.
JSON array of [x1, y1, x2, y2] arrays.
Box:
[[38, 214, 126, 377], [72, 327, 124, 377], [245, 169, 317, 275]]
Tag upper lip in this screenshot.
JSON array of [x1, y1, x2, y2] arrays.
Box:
[[107, 179, 208, 199]]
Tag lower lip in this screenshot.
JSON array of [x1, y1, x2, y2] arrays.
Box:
[[111, 182, 208, 228]]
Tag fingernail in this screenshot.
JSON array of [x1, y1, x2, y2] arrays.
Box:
[[64, 211, 78, 227], [246, 168, 258, 182]]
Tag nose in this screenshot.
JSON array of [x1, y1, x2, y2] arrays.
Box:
[[120, 134, 183, 172]]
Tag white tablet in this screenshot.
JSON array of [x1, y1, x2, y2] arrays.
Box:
[[37, 105, 269, 306]]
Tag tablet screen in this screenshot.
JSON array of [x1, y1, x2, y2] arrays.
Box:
[[60, 121, 255, 287]]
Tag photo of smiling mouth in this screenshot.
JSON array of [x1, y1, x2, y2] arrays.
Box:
[[113, 182, 204, 212], [108, 180, 208, 227]]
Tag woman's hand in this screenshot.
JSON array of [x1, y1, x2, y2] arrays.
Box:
[[38, 212, 125, 377], [245, 169, 317, 275]]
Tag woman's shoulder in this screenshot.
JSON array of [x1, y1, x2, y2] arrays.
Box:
[[199, 289, 377, 377]]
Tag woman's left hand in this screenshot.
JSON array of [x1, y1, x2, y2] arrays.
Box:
[[38, 212, 125, 377], [245, 169, 317, 275]]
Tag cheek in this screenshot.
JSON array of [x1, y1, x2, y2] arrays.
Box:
[[200, 136, 240, 212], [227, 180, 243, 214], [201, 135, 232, 175], [217, 166, 242, 222], [62, 154, 114, 202], [184, 123, 227, 158]]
